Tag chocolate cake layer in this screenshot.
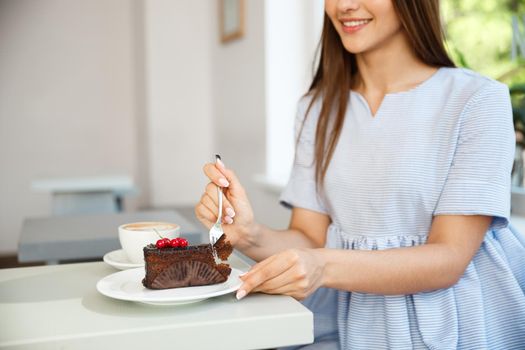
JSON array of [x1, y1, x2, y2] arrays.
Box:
[[142, 235, 233, 289]]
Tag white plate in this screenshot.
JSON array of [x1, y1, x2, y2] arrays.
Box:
[[96, 267, 243, 305], [103, 249, 144, 270]]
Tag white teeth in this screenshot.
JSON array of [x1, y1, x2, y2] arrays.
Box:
[[343, 19, 370, 27]]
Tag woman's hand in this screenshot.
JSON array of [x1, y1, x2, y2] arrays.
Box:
[[194, 159, 257, 249], [236, 248, 326, 300]]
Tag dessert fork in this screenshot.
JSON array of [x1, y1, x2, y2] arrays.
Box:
[[209, 155, 225, 257]]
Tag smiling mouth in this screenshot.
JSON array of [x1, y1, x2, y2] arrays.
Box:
[[342, 19, 372, 28]]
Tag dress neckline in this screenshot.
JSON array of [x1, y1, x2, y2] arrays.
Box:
[[351, 67, 444, 119]]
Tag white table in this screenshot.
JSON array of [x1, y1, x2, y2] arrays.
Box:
[[0, 258, 313, 350], [18, 210, 202, 264], [32, 176, 138, 215]]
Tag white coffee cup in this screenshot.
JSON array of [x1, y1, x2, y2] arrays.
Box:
[[118, 222, 180, 264]]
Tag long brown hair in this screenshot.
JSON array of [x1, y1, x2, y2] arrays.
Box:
[[305, 0, 455, 188]]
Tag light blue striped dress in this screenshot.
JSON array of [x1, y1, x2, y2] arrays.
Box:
[[280, 68, 525, 350]]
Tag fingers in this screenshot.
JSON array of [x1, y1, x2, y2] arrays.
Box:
[[203, 161, 245, 197], [251, 265, 314, 300], [216, 159, 243, 193], [252, 267, 300, 293], [236, 254, 294, 300], [194, 200, 215, 228], [244, 249, 299, 278], [203, 163, 230, 187], [241, 254, 278, 277], [200, 191, 219, 217], [258, 282, 315, 301], [205, 182, 236, 223], [195, 184, 232, 223]]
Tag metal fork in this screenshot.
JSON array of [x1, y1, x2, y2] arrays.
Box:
[[209, 155, 225, 257]]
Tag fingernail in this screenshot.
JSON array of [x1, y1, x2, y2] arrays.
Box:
[[217, 157, 226, 169], [224, 216, 233, 224], [239, 271, 248, 277], [219, 178, 229, 187], [236, 289, 247, 300], [226, 207, 235, 217]]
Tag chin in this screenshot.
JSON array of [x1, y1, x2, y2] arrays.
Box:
[[341, 42, 368, 55]]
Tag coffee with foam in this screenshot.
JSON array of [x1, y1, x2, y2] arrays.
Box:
[[121, 222, 179, 232], [118, 222, 180, 264]]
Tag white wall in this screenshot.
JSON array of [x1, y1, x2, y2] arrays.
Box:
[[0, 0, 141, 254], [211, 0, 291, 229], [143, 0, 322, 229], [0, 0, 316, 254], [143, 0, 214, 207], [143, 0, 295, 229], [265, 0, 324, 185]]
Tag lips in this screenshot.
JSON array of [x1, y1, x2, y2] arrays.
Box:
[[340, 18, 372, 33]]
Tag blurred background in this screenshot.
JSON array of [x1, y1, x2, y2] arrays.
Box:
[[0, 0, 524, 264]]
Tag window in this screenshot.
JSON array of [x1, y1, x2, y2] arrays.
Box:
[[263, 0, 323, 189]]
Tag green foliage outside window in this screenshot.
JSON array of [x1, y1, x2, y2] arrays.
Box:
[[442, 0, 525, 146]]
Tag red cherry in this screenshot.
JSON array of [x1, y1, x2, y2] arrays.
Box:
[[170, 238, 181, 248], [162, 237, 170, 244], [156, 239, 167, 249], [179, 238, 188, 248]]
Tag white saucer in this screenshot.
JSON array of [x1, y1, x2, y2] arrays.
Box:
[[96, 267, 243, 305], [103, 249, 144, 270]]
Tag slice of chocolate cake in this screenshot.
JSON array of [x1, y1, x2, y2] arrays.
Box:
[[142, 235, 233, 289]]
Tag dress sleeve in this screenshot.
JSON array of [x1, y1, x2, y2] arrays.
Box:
[[279, 97, 328, 214], [434, 81, 515, 229]]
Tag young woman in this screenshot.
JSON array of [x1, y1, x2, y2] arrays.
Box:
[[195, 0, 525, 348]]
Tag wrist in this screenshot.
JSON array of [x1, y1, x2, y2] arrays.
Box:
[[237, 221, 263, 250], [317, 248, 347, 289], [315, 248, 332, 288]]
